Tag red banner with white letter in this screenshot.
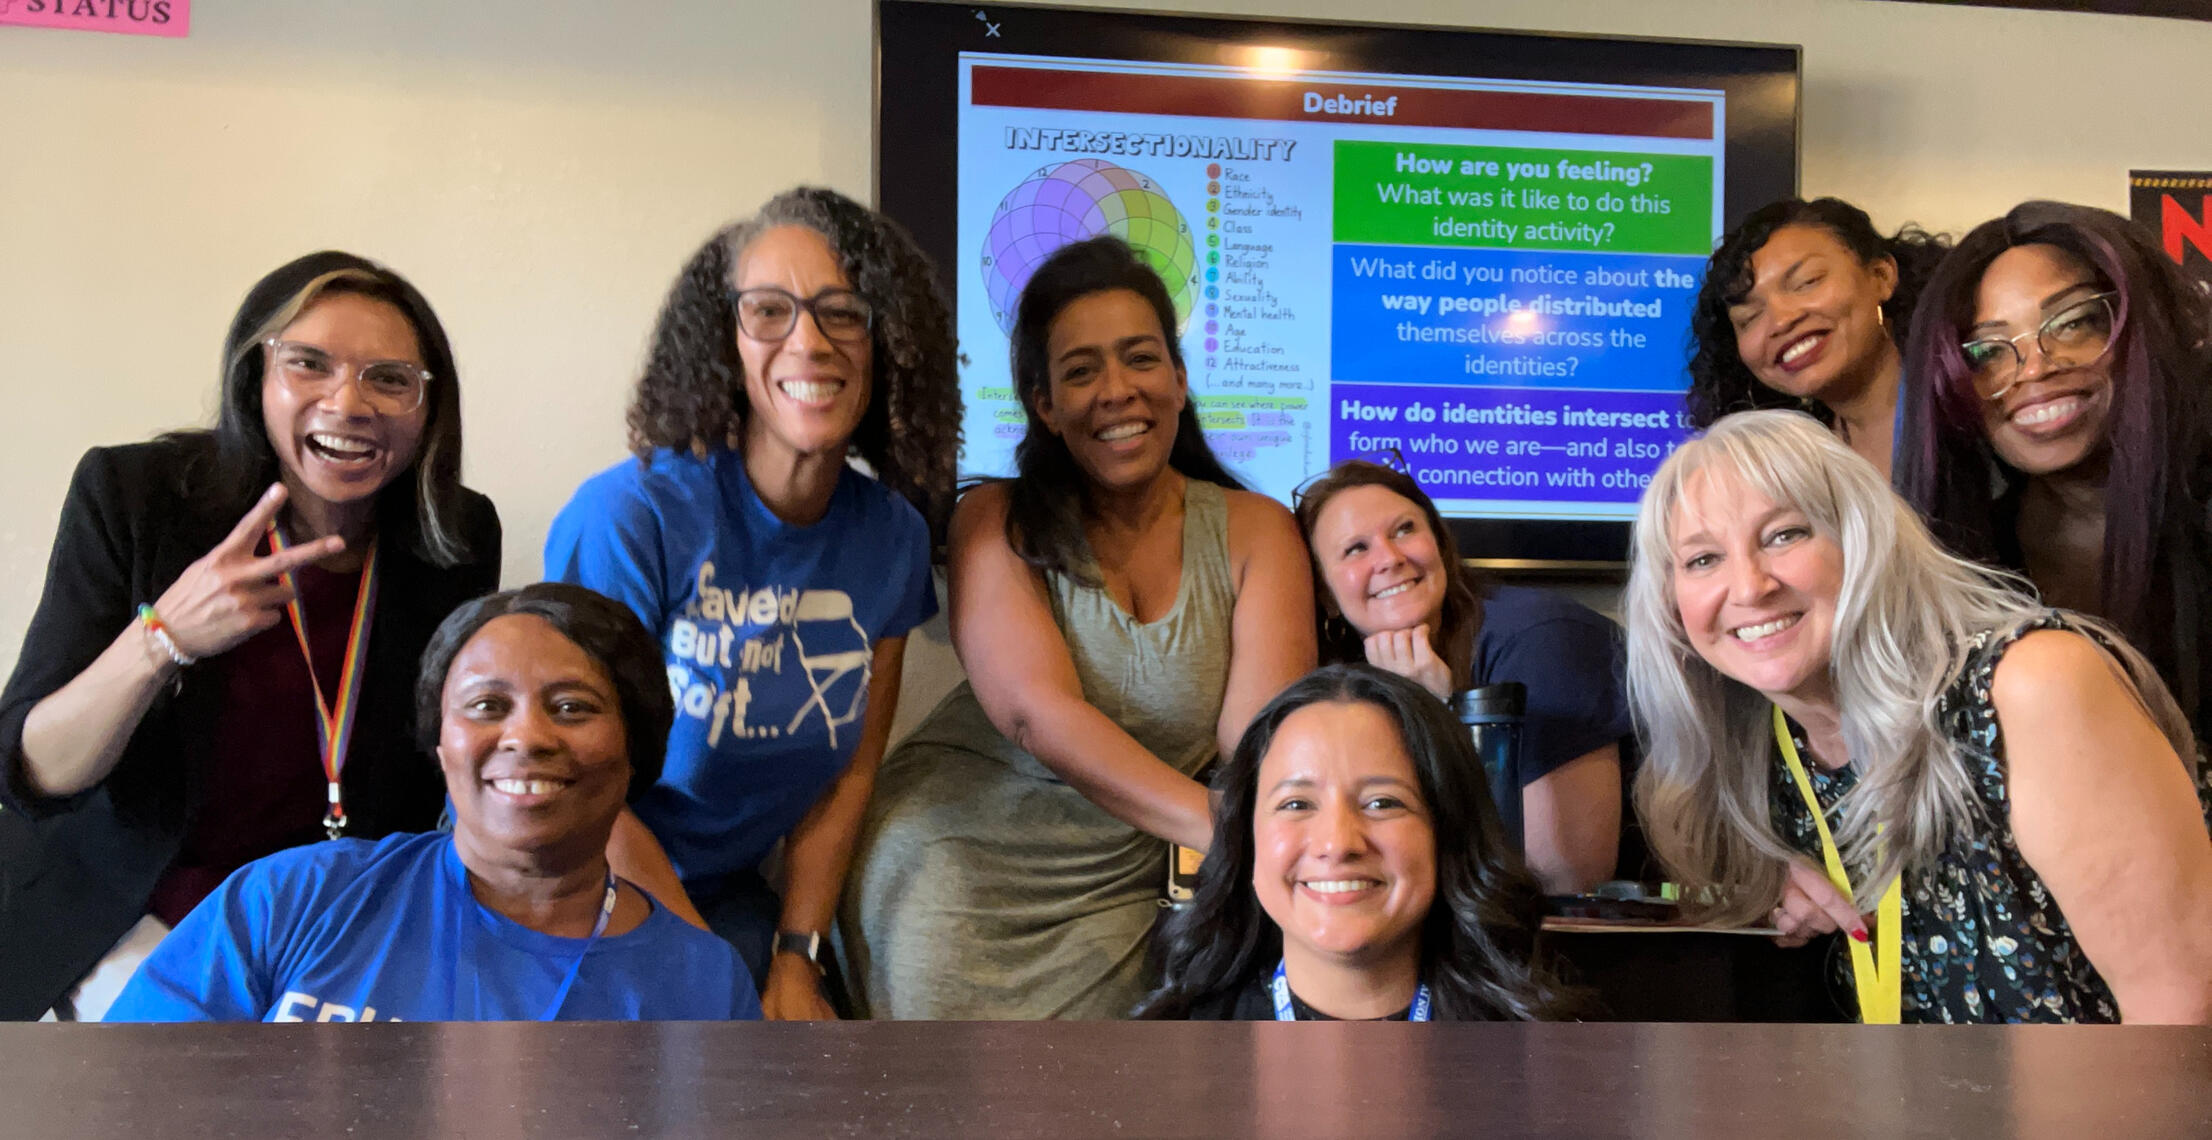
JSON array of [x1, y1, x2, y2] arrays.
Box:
[[2130, 170, 2212, 291]]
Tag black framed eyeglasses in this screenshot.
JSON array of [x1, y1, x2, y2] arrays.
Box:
[[1959, 290, 2118, 402], [729, 287, 875, 344]]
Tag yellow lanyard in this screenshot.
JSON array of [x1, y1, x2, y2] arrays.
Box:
[[1773, 704, 1903, 1024]]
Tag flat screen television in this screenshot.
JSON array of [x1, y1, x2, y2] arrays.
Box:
[[876, 0, 1799, 567]]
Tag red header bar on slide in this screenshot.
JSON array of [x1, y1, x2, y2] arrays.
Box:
[[970, 67, 1714, 141]]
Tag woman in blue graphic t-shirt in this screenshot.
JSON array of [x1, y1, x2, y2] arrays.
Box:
[[107, 584, 760, 1023], [545, 187, 960, 1020]]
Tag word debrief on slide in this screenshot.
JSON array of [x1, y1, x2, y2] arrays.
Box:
[[956, 55, 1725, 522]]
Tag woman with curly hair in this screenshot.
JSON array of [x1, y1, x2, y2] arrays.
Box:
[[544, 187, 960, 1020], [1896, 201, 2212, 747], [1684, 198, 1949, 477], [1134, 664, 1574, 1021], [840, 236, 1315, 1019]]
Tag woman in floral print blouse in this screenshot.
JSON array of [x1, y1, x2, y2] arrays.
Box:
[[1623, 410, 2212, 1023]]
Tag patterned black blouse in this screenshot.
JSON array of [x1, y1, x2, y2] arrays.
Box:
[[1769, 614, 2212, 1024]]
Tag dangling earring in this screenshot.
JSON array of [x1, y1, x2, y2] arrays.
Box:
[[1876, 304, 1888, 330]]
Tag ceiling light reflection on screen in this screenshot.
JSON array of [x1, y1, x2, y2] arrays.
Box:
[[1238, 46, 1305, 77]]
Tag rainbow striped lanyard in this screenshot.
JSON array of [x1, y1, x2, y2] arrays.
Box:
[[1772, 704, 1903, 1024], [268, 526, 379, 841]]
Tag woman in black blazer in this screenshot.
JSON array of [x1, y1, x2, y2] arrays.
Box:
[[0, 252, 500, 1020]]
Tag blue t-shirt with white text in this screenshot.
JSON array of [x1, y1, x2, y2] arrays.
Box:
[[104, 832, 760, 1022], [543, 448, 936, 896]]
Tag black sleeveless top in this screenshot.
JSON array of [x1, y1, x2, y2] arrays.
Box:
[[1771, 614, 2212, 1023]]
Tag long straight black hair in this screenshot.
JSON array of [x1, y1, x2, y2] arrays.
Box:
[[1000, 236, 1243, 583], [165, 250, 476, 566], [1896, 201, 2212, 736], [1133, 664, 1574, 1021]]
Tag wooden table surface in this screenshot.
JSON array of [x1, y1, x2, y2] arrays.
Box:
[[8, 1021, 2208, 1139]]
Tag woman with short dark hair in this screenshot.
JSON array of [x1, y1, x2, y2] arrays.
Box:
[[105, 583, 759, 1022], [0, 251, 501, 1021], [1135, 664, 1572, 1021]]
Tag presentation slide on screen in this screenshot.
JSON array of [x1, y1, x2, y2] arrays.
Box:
[[957, 54, 1725, 521]]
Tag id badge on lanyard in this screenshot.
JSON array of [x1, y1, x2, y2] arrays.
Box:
[[1270, 959, 1432, 1022], [1773, 704, 1903, 1024]]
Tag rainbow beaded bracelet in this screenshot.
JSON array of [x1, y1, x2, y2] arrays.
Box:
[[137, 604, 196, 668]]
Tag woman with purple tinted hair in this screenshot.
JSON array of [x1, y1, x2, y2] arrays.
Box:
[[1896, 201, 2212, 747]]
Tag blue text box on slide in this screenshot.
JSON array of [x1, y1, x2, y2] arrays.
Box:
[[1331, 244, 1706, 392], [1330, 384, 1688, 506]]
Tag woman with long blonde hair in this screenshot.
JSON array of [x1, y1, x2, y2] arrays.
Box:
[[1625, 409, 2212, 1023]]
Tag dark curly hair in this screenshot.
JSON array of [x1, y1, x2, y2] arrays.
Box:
[[1292, 460, 1486, 694], [625, 187, 962, 537], [1897, 200, 2212, 737], [1685, 198, 1950, 429], [415, 582, 672, 803], [1133, 664, 1577, 1021], [1002, 236, 1243, 583]]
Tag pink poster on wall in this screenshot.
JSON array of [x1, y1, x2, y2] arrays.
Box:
[[0, 0, 189, 38]]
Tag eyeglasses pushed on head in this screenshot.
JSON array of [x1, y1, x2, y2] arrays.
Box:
[[1291, 447, 1414, 509]]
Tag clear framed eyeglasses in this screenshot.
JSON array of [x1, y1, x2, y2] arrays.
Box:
[[262, 339, 431, 415], [1959, 291, 2118, 402]]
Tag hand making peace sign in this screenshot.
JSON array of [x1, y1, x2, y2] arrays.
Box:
[[148, 483, 348, 662]]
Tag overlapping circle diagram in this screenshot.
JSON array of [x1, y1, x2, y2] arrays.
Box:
[[982, 159, 1197, 337]]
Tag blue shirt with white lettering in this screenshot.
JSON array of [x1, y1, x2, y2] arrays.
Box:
[[543, 448, 936, 897], [104, 832, 760, 1022]]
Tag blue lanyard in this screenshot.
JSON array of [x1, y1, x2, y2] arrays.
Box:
[[1270, 959, 1431, 1022], [538, 870, 620, 1022], [453, 862, 620, 1022]]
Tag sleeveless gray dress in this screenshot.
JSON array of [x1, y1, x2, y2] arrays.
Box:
[[842, 480, 1234, 1019]]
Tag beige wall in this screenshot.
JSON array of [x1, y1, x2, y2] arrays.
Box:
[[4, 0, 2208, 734]]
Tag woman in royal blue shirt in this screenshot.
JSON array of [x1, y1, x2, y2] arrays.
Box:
[[545, 187, 960, 1019], [108, 584, 759, 1023]]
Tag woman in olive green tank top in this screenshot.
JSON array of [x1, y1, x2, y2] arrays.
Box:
[[842, 238, 1315, 1018]]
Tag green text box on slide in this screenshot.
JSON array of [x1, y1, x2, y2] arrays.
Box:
[[1333, 141, 1713, 255]]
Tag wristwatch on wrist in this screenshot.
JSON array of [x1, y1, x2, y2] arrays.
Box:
[[775, 930, 827, 975]]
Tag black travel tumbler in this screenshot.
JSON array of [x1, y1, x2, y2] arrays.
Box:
[[1454, 682, 1527, 848]]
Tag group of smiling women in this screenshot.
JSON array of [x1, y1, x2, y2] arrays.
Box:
[[1, 185, 2207, 1027]]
